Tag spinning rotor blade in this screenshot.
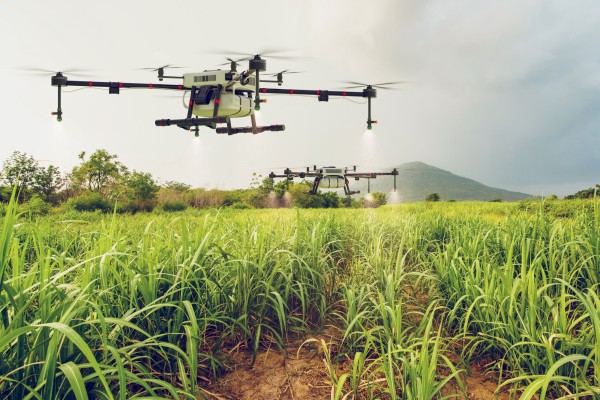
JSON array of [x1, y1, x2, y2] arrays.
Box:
[[137, 64, 186, 71], [218, 57, 248, 66], [16, 67, 95, 77], [266, 70, 303, 76], [215, 49, 299, 60], [340, 81, 409, 90]]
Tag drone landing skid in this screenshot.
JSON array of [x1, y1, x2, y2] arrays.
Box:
[[216, 125, 285, 135], [155, 117, 232, 136]]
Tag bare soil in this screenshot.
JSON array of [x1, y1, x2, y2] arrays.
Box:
[[205, 335, 510, 400], [207, 336, 332, 400]]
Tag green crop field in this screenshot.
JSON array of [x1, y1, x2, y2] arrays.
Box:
[[1, 198, 599, 399]]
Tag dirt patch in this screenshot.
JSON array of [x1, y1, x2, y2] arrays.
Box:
[[464, 362, 509, 400], [206, 331, 510, 400], [207, 337, 333, 400]]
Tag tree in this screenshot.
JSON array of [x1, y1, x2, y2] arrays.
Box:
[[1, 151, 39, 201], [126, 171, 159, 201], [33, 165, 64, 204], [288, 182, 324, 208], [163, 181, 191, 193], [273, 179, 290, 199], [564, 184, 600, 200], [365, 192, 387, 207], [70, 149, 127, 195], [124, 171, 159, 212], [426, 193, 440, 202], [322, 191, 340, 208]]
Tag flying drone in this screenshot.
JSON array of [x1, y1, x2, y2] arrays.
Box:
[[47, 52, 400, 136], [269, 166, 399, 196]]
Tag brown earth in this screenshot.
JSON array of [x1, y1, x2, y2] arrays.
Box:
[[206, 336, 332, 400], [204, 335, 510, 400]]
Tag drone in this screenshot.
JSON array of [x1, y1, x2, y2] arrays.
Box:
[[48, 52, 400, 136], [269, 166, 399, 196]]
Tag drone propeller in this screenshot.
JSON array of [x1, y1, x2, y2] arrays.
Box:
[[218, 57, 248, 72], [16, 67, 95, 77], [266, 70, 303, 77], [137, 65, 186, 81], [340, 81, 409, 90], [217, 49, 299, 60], [138, 64, 186, 71]]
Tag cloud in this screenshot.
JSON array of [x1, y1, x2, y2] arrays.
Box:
[[303, 0, 600, 194]]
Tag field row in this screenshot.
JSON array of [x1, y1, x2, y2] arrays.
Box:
[[0, 201, 599, 399]]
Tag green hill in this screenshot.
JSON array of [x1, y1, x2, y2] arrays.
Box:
[[347, 161, 531, 203]]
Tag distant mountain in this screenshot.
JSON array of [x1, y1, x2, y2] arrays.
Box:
[[347, 161, 531, 203]]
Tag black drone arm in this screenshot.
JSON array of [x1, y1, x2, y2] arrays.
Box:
[[50, 73, 187, 122], [260, 86, 378, 130], [268, 171, 323, 179], [57, 79, 186, 91], [344, 168, 399, 192]]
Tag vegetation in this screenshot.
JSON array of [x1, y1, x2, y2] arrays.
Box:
[[0, 196, 598, 398], [1, 151, 383, 213], [564, 184, 600, 200], [426, 192, 441, 202]]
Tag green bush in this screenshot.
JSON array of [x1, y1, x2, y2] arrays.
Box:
[[20, 194, 51, 216], [229, 201, 252, 209], [116, 200, 156, 214], [161, 200, 188, 212], [67, 191, 111, 212]]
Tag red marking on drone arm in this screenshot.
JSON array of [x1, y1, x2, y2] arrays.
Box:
[[178, 85, 183, 90], [342, 91, 347, 96], [188, 100, 193, 106], [316, 90, 321, 95], [88, 81, 93, 87], [217, 117, 221, 123], [118, 82, 123, 88], [215, 99, 221, 104], [148, 83, 153, 89], [289, 89, 294, 94], [261, 88, 267, 93]]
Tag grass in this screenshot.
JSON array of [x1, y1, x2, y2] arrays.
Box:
[[0, 199, 598, 399]]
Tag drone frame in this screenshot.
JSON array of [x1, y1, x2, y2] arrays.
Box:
[[49, 56, 380, 136], [269, 166, 398, 196]]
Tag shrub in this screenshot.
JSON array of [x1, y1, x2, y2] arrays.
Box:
[[161, 200, 188, 212], [67, 191, 110, 212], [426, 193, 440, 202], [20, 194, 51, 216], [229, 202, 252, 209]]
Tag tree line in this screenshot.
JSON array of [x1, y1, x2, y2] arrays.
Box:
[[0, 150, 387, 214]]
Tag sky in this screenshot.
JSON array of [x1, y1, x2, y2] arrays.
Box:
[[0, 0, 599, 196]]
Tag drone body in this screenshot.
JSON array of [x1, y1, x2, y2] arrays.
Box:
[[269, 166, 399, 196], [181, 70, 256, 119], [48, 54, 397, 136]]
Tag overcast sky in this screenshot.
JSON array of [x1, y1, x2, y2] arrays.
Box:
[[1, 0, 599, 196]]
